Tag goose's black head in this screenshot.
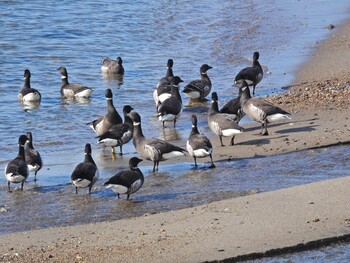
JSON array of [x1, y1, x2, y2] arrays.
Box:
[[191, 115, 198, 127], [123, 105, 134, 114], [129, 157, 143, 169], [200, 64, 213, 74], [105, 89, 113, 99]]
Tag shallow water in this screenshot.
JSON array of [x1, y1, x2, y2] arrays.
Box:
[[252, 242, 350, 263], [0, 0, 350, 238], [0, 145, 349, 235]]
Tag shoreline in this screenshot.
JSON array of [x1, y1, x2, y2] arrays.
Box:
[[1, 17, 350, 263]]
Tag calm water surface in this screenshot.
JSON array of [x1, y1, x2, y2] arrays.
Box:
[[0, 0, 349, 248]]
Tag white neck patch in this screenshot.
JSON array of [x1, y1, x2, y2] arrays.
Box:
[[61, 76, 67, 79], [133, 122, 140, 126]]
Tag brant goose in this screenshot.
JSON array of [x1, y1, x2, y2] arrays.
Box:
[[239, 81, 291, 135], [104, 157, 144, 199], [153, 76, 183, 108], [156, 58, 174, 88], [219, 87, 245, 123], [101, 56, 125, 75], [71, 144, 99, 194], [187, 115, 215, 168], [183, 64, 212, 100], [87, 89, 123, 136], [18, 69, 41, 102], [208, 92, 243, 146], [128, 112, 186, 172], [4, 135, 29, 191], [57, 66, 93, 99], [97, 105, 134, 155], [24, 132, 43, 181], [157, 82, 182, 128], [234, 51, 263, 95]]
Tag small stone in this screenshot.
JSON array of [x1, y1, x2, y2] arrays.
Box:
[[327, 24, 335, 30]]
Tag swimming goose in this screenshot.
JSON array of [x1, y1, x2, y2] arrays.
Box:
[[24, 132, 43, 181], [208, 92, 243, 146], [157, 82, 182, 128], [234, 51, 263, 95], [156, 58, 174, 88], [101, 56, 125, 75], [239, 82, 291, 136], [4, 135, 29, 191], [57, 66, 93, 99], [87, 89, 123, 136], [183, 64, 213, 100], [187, 115, 215, 168], [128, 112, 186, 172], [153, 76, 183, 108], [18, 69, 41, 102], [97, 105, 134, 155], [71, 144, 99, 194], [104, 157, 144, 199]]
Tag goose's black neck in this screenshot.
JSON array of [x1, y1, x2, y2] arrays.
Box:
[[209, 101, 219, 115], [24, 76, 31, 89], [239, 87, 252, 105], [190, 125, 200, 136], [84, 153, 95, 165], [17, 144, 26, 161]]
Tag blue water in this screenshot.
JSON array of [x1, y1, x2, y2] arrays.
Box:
[[0, 0, 350, 254]]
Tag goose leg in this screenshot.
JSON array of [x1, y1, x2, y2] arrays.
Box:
[[7, 181, 11, 192], [156, 161, 159, 171], [88, 186, 92, 194], [262, 121, 269, 136], [75, 187, 78, 194], [119, 145, 123, 156], [194, 156, 197, 167], [253, 85, 256, 96], [111, 147, 115, 154], [209, 154, 216, 168], [127, 193, 130, 200], [230, 136, 235, 146], [153, 161, 157, 172], [219, 136, 224, 147], [34, 172, 37, 182], [21, 181, 24, 190]]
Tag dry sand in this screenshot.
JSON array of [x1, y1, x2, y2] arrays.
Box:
[[1, 19, 350, 263]]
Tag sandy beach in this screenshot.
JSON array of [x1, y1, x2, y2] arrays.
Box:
[[1, 17, 350, 263]]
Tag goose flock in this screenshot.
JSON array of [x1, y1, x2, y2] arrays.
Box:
[[5, 52, 292, 199]]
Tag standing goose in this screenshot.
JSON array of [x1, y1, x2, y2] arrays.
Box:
[[18, 69, 41, 102], [24, 132, 43, 181], [97, 105, 134, 155], [57, 66, 93, 99], [128, 112, 186, 172], [87, 89, 123, 136], [239, 81, 291, 136], [101, 56, 125, 75], [219, 87, 245, 123], [234, 51, 263, 95], [187, 115, 215, 168], [153, 76, 183, 108], [4, 135, 29, 191], [71, 144, 99, 194], [104, 157, 144, 199], [157, 82, 183, 128], [208, 92, 243, 146], [156, 58, 174, 88], [183, 64, 213, 100]]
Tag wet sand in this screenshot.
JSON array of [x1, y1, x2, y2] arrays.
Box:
[[1, 19, 350, 263]]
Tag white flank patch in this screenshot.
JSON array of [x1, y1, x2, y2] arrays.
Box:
[[101, 65, 109, 73], [106, 184, 128, 194], [158, 93, 171, 103], [193, 148, 211, 158], [245, 79, 254, 85], [99, 138, 119, 147], [130, 179, 142, 194], [63, 89, 75, 98], [27, 164, 40, 172], [75, 88, 93, 98], [267, 113, 291, 123], [186, 141, 194, 157], [159, 114, 176, 122], [5, 173, 26, 183], [222, 128, 242, 137], [184, 91, 200, 99], [153, 89, 159, 104], [162, 151, 185, 160], [72, 179, 91, 188], [23, 92, 40, 102]]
